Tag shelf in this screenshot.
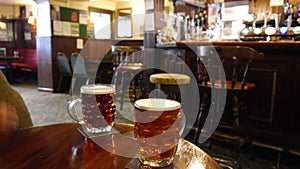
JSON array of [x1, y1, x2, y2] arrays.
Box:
[[183, 0, 206, 8], [240, 26, 300, 37]]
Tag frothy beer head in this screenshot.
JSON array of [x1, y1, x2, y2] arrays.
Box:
[[134, 98, 180, 111], [81, 84, 115, 95]]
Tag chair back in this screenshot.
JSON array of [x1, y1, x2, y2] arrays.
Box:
[[197, 45, 264, 89], [57, 52, 72, 76], [70, 52, 78, 71], [70, 52, 87, 77]]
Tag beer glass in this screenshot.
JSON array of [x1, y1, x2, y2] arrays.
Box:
[[134, 98, 184, 167], [67, 84, 116, 133]]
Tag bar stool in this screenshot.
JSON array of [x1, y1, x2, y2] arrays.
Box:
[[149, 73, 190, 101], [194, 45, 264, 166], [112, 45, 144, 110], [148, 51, 191, 101], [149, 73, 191, 138]]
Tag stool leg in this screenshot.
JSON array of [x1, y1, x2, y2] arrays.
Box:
[[137, 72, 145, 99], [131, 73, 137, 102], [57, 76, 63, 93], [155, 83, 161, 98], [194, 91, 209, 144], [233, 94, 241, 157], [119, 71, 126, 110]]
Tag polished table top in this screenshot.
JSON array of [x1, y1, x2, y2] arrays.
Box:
[[0, 123, 221, 169]]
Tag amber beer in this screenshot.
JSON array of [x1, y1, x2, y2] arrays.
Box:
[[134, 98, 181, 167], [81, 84, 116, 133]]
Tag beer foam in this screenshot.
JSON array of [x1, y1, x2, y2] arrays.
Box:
[[134, 98, 181, 111], [81, 84, 115, 94]]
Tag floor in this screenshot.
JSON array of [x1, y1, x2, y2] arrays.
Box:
[[11, 77, 299, 169]]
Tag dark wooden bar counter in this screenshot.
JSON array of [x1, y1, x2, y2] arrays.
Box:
[[160, 40, 300, 156]]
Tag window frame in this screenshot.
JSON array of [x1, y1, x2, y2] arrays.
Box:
[[117, 8, 132, 38], [88, 7, 113, 39]]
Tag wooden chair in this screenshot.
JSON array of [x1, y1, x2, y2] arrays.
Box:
[[194, 45, 264, 167], [70, 52, 79, 72], [70, 52, 87, 77], [112, 45, 144, 109], [56, 52, 72, 93], [69, 52, 90, 95], [95, 49, 114, 84]]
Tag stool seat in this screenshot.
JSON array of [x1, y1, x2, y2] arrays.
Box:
[[150, 73, 190, 85], [118, 63, 144, 72]]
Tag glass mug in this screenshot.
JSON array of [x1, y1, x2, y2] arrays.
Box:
[[134, 98, 185, 167], [67, 84, 116, 133]]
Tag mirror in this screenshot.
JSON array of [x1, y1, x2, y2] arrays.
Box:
[[117, 8, 132, 38]]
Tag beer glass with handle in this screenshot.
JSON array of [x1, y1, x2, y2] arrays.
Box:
[[68, 83, 116, 134]]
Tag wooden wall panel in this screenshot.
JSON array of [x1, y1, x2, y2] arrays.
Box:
[[248, 68, 277, 123], [37, 37, 53, 91]]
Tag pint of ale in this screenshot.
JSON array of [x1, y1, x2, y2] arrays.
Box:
[[68, 84, 116, 133], [134, 98, 182, 167]]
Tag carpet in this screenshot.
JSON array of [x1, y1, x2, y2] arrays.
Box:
[[12, 83, 74, 126]]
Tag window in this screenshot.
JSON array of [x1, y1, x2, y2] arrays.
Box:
[[117, 8, 132, 38], [89, 7, 112, 39], [0, 21, 14, 42]]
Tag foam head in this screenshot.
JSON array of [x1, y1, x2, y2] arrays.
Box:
[[134, 98, 181, 111], [81, 84, 115, 95]]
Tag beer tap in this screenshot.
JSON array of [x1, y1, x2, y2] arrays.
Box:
[[252, 13, 257, 28], [283, 0, 293, 28], [263, 13, 269, 28]]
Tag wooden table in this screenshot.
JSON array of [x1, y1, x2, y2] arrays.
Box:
[[0, 56, 18, 83], [0, 123, 221, 169]]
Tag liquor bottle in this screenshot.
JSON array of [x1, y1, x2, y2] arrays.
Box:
[[184, 15, 191, 40], [295, 4, 300, 26], [190, 10, 196, 40], [202, 10, 207, 31], [195, 14, 202, 40], [198, 12, 203, 28], [175, 13, 185, 41]]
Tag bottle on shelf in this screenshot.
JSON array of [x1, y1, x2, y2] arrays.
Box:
[[190, 10, 196, 40], [295, 4, 300, 26], [195, 14, 202, 40], [202, 9, 207, 31], [184, 15, 191, 40]]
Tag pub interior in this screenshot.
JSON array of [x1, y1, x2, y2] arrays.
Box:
[[1, 0, 300, 168]]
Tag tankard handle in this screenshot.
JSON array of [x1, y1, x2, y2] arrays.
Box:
[[179, 111, 186, 137], [67, 98, 82, 122]]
